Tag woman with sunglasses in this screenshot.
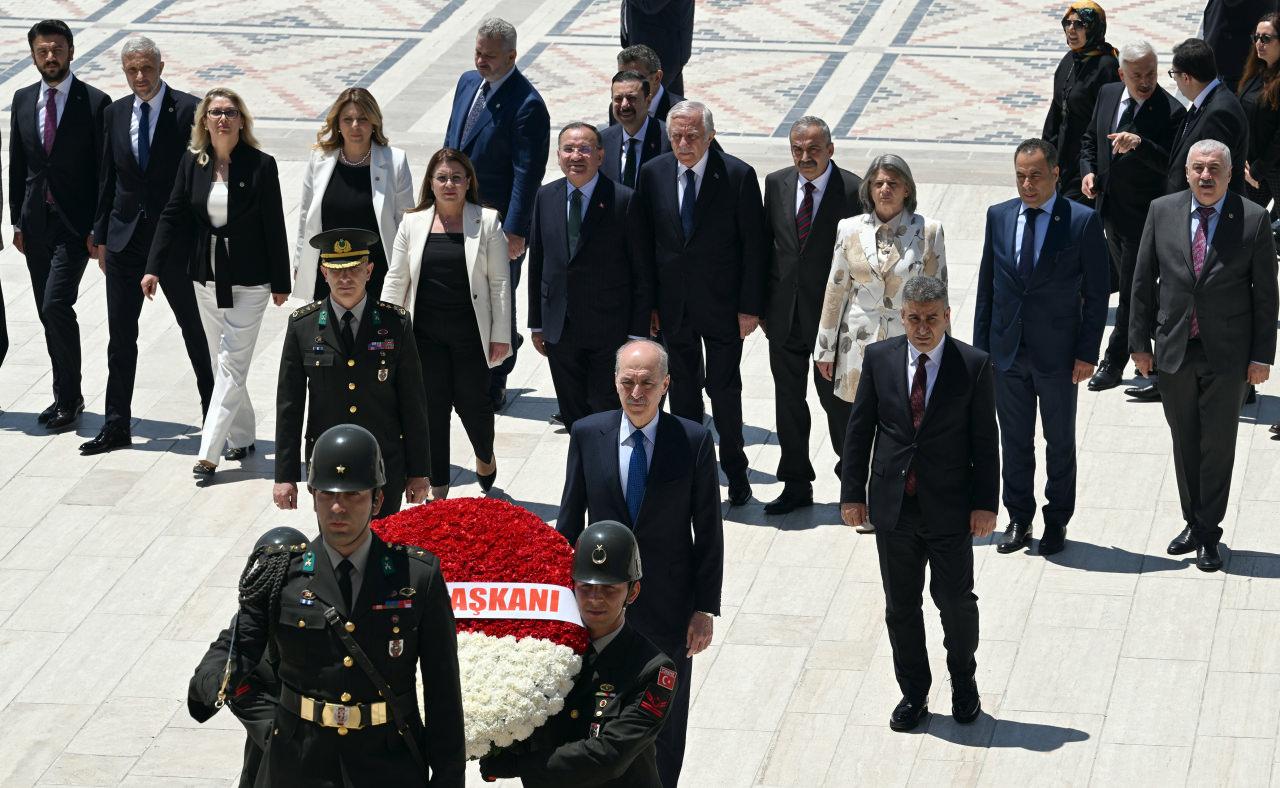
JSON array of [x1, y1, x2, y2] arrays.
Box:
[[1043, 1, 1119, 205], [382, 149, 510, 500], [1239, 14, 1280, 215], [147, 88, 290, 478]]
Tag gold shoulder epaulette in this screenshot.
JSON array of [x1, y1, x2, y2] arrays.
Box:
[[377, 300, 409, 317]]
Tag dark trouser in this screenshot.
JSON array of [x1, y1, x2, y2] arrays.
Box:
[[665, 324, 748, 480], [994, 351, 1078, 529], [377, 473, 405, 519], [1101, 219, 1141, 370], [1159, 340, 1247, 546], [768, 321, 851, 485], [488, 255, 524, 400], [104, 219, 214, 430], [415, 310, 495, 484], [546, 338, 619, 428], [24, 205, 89, 406], [1245, 171, 1280, 219], [875, 495, 979, 704], [645, 631, 693, 788]]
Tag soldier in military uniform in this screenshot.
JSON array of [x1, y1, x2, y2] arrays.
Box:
[[205, 424, 466, 787], [275, 228, 430, 519], [480, 520, 677, 787]]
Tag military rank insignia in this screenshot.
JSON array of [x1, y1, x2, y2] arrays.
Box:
[[639, 689, 669, 719], [301, 551, 316, 573], [388, 638, 404, 658]]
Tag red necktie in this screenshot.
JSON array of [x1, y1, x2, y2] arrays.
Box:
[[905, 352, 929, 496], [1190, 205, 1215, 338], [796, 181, 814, 249]]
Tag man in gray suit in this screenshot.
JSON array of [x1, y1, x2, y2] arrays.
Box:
[[1130, 139, 1278, 572]]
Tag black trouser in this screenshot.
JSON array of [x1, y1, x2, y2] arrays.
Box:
[[415, 308, 494, 484], [994, 350, 1078, 529], [104, 218, 214, 430], [488, 255, 524, 399], [378, 473, 405, 519], [665, 324, 748, 480], [24, 205, 89, 407], [1159, 340, 1248, 546], [768, 320, 851, 485], [645, 631, 693, 788], [1101, 218, 1141, 370], [875, 496, 979, 704], [546, 337, 619, 429]]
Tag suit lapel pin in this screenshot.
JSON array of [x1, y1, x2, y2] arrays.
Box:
[[238, 182, 245, 187], [1054, 215, 1061, 221], [1228, 213, 1235, 219], [168, 106, 174, 113]]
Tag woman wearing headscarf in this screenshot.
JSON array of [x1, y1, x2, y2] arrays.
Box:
[[1043, 1, 1120, 204], [1239, 12, 1280, 215]]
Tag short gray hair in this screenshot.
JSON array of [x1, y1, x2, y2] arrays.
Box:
[[121, 35, 160, 62], [860, 154, 919, 215], [615, 339, 669, 378], [668, 100, 715, 136], [790, 115, 832, 145], [1187, 138, 1231, 169], [477, 17, 517, 50], [902, 275, 948, 305], [1119, 40, 1156, 66]]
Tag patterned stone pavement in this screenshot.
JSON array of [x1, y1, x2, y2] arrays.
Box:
[[2, 0, 1279, 786]]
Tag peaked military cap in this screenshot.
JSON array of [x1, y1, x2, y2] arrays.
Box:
[[310, 227, 380, 269]]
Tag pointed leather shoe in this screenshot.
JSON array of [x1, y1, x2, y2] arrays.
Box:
[[1124, 382, 1161, 401], [763, 485, 813, 515], [996, 522, 1031, 554], [46, 400, 85, 433], [889, 698, 929, 732], [1087, 361, 1122, 391], [952, 679, 981, 724], [1038, 526, 1067, 556], [80, 427, 131, 456], [1167, 525, 1199, 556], [1196, 543, 1223, 572]]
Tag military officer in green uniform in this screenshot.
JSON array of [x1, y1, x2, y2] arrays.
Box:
[[275, 228, 430, 518], [209, 424, 466, 787], [480, 520, 677, 787]]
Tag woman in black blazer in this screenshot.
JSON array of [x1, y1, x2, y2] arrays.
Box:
[[147, 87, 290, 478], [1240, 13, 1280, 215]]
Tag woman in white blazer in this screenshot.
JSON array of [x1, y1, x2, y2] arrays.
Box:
[[292, 87, 414, 302], [383, 148, 511, 500]]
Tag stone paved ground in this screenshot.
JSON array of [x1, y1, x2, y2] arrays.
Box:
[[1, 1, 1278, 786]]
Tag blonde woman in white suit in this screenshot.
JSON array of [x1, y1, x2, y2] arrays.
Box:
[[292, 88, 413, 302], [383, 148, 511, 500]]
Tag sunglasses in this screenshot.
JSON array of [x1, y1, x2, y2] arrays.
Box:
[[1253, 33, 1278, 44], [1062, 19, 1089, 31]]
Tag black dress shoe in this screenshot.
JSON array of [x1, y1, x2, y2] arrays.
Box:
[[996, 522, 1031, 554], [1245, 385, 1258, 405], [1196, 542, 1223, 572], [549, 413, 564, 426], [1087, 361, 1123, 391], [727, 479, 752, 507], [1270, 423, 1280, 435], [1124, 382, 1161, 401], [224, 443, 255, 461], [193, 460, 216, 477], [763, 486, 813, 515], [79, 428, 131, 456], [951, 679, 981, 724], [1167, 525, 1199, 556], [46, 400, 85, 433], [889, 698, 929, 732], [36, 401, 57, 424], [1038, 526, 1067, 556]]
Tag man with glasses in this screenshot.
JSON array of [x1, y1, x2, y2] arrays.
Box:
[[1165, 38, 1248, 196], [528, 123, 649, 429], [274, 229, 431, 520]]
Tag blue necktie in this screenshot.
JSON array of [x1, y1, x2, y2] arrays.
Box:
[[461, 81, 490, 143], [626, 431, 648, 523], [1018, 207, 1041, 283], [138, 100, 151, 171], [680, 169, 696, 240]]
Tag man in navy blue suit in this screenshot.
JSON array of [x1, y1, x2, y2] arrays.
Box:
[[443, 17, 550, 409], [600, 70, 670, 187], [558, 338, 723, 788], [974, 139, 1109, 557]]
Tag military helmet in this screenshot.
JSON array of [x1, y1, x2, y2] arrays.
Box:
[[573, 520, 642, 585], [307, 424, 386, 492], [253, 526, 308, 552]]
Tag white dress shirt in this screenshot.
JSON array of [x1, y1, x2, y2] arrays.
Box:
[[795, 161, 833, 217], [1188, 192, 1227, 247], [1112, 87, 1144, 132], [566, 173, 600, 223], [620, 116, 651, 175], [676, 150, 710, 211], [322, 533, 373, 606], [649, 84, 666, 117], [131, 83, 166, 160], [907, 335, 944, 406], [35, 74, 73, 141], [618, 412, 659, 496], [1014, 192, 1057, 268]]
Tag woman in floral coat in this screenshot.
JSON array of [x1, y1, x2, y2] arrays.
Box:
[[814, 154, 947, 404]]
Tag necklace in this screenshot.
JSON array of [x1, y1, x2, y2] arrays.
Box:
[[339, 147, 371, 167], [437, 211, 462, 231]]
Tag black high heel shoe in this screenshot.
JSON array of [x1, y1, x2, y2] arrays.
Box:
[[477, 455, 497, 492], [224, 443, 256, 461]]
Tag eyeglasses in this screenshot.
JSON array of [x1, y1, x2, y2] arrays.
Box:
[[559, 145, 597, 155], [1167, 69, 1184, 79], [1253, 33, 1278, 44], [206, 108, 241, 119], [433, 175, 467, 185], [1061, 19, 1088, 31]]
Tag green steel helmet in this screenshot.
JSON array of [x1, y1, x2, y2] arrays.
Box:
[[307, 424, 385, 492], [253, 526, 308, 552], [573, 520, 642, 585]]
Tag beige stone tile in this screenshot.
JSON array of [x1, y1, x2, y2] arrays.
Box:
[[739, 564, 841, 617], [1088, 743, 1190, 785], [1102, 658, 1206, 747], [113, 639, 212, 701], [39, 752, 136, 785], [66, 697, 181, 757], [721, 560, 759, 609], [129, 727, 246, 781], [975, 711, 1101, 787], [0, 567, 45, 612], [756, 713, 844, 786], [1196, 672, 1280, 740], [1027, 591, 1132, 631], [724, 613, 822, 646], [0, 703, 95, 786], [806, 638, 883, 672], [687, 643, 806, 731], [0, 628, 67, 709], [5, 556, 129, 633], [73, 514, 172, 559], [1210, 609, 1280, 673], [1121, 577, 1221, 661], [19, 614, 168, 705], [762, 523, 856, 569], [679, 727, 771, 787], [824, 722, 923, 787], [60, 469, 144, 506], [0, 505, 112, 571], [721, 520, 775, 564], [786, 668, 866, 716], [908, 759, 982, 786], [1003, 627, 1122, 715], [99, 536, 233, 617], [975, 555, 1043, 642], [1185, 736, 1272, 786]]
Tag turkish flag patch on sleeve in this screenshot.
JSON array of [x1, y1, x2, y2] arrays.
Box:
[[657, 667, 677, 691], [640, 689, 669, 719]]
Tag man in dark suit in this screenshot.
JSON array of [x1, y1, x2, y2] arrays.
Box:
[[842, 275, 998, 732], [443, 17, 550, 409], [611, 44, 686, 126], [1080, 42, 1186, 392], [621, 0, 694, 96], [1130, 140, 1277, 572], [1166, 38, 1249, 196], [974, 139, 1109, 557], [82, 36, 212, 455], [558, 339, 723, 788], [9, 19, 110, 433], [634, 101, 766, 505], [1204, 0, 1276, 91], [529, 123, 648, 429], [601, 70, 670, 188], [760, 116, 862, 514]]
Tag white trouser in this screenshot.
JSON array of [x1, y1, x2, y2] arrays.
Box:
[[194, 282, 269, 464]]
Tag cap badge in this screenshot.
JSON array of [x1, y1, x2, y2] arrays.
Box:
[[332, 238, 352, 255], [591, 544, 607, 565], [336, 464, 347, 475]]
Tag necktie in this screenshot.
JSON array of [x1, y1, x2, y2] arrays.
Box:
[[567, 188, 582, 256], [626, 431, 648, 523], [461, 81, 490, 142], [796, 181, 815, 249], [138, 100, 151, 171], [42, 87, 56, 155], [1018, 207, 1042, 283], [904, 352, 929, 496], [341, 310, 355, 357], [337, 558, 354, 610], [680, 169, 696, 240], [1180, 104, 1200, 144], [1190, 205, 1216, 337], [623, 137, 639, 188], [1115, 98, 1136, 133]]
